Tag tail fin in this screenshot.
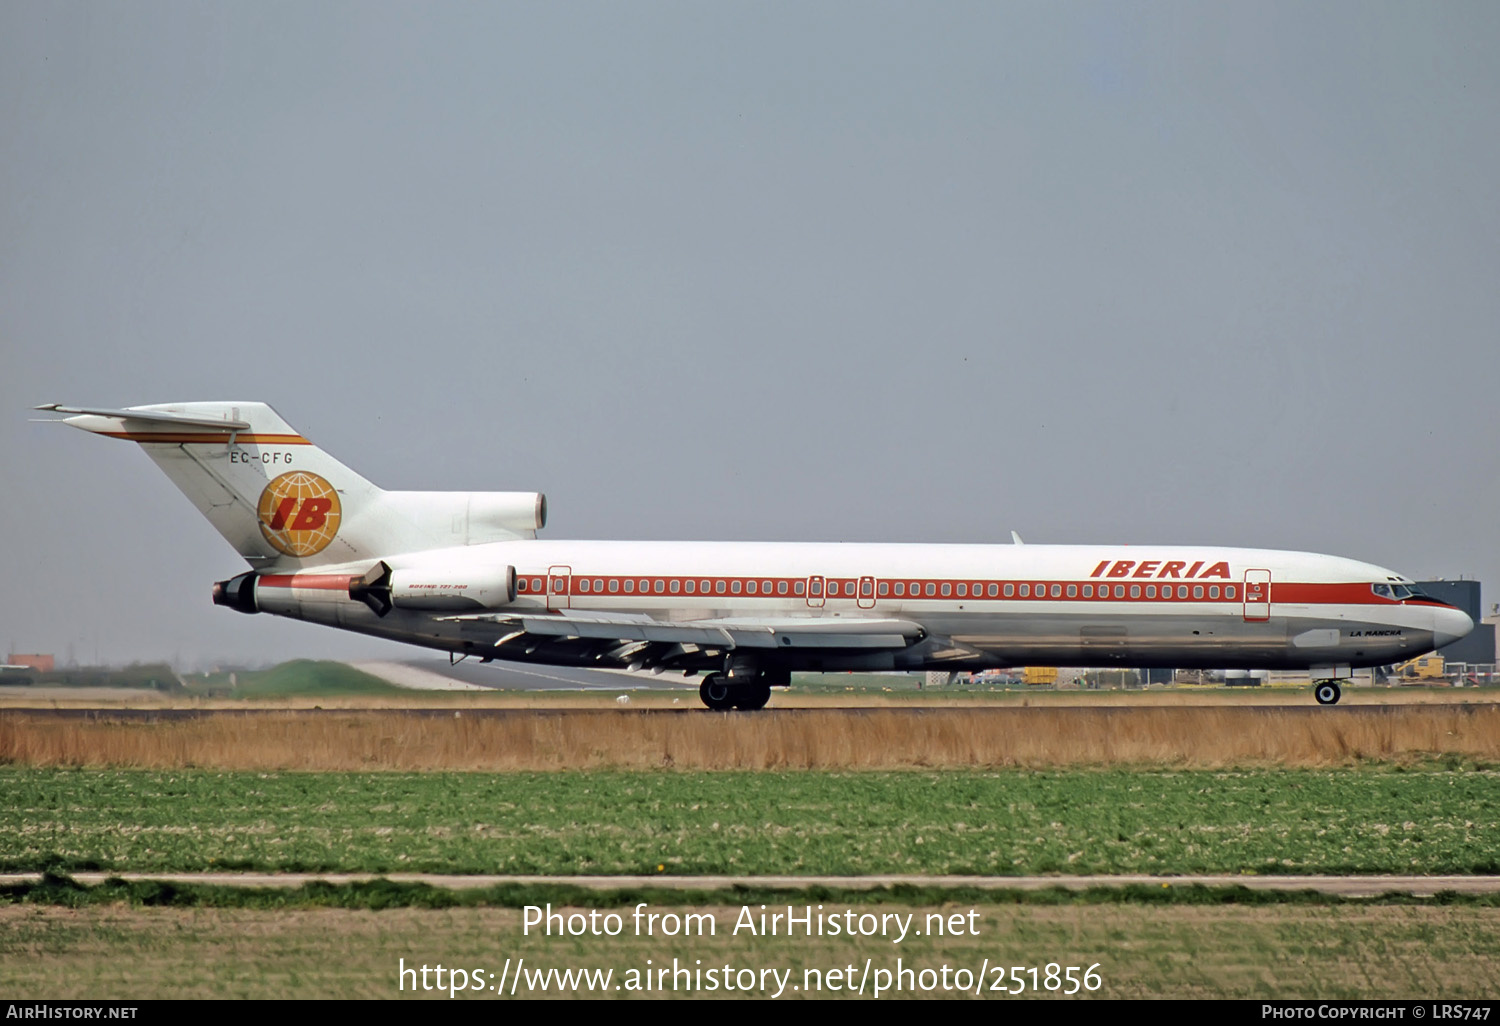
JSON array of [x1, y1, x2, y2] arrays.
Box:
[[37, 402, 545, 569]]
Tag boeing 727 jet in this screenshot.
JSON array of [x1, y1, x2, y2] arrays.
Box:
[[38, 402, 1473, 709]]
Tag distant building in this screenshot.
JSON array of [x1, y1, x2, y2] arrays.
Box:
[[1416, 581, 1494, 664], [6, 653, 54, 673]]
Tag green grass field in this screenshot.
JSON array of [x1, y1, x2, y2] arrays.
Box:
[[5, 765, 1498, 876], [4, 901, 1497, 999]]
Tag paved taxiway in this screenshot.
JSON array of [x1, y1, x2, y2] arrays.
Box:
[[356, 657, 692, 691], [5, 872, 1499, 897]]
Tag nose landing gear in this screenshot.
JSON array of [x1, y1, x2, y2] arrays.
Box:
[[1313, 680, 1343, 706]]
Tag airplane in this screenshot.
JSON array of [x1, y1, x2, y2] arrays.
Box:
[[37, 401, 1474, 709]]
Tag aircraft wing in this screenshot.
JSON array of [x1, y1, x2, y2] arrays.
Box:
[[443, 611, 924, 650]]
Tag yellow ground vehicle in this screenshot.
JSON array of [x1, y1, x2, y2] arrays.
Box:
[[1394, 654, 1447, 682], [1023, 666, 1058, 686]]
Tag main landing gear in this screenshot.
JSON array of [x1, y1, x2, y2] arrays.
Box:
[[699, 673, 773, 711], [1313, 680, 1344, 706]]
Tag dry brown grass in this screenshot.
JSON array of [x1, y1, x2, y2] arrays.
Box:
[[3, 704, 1499, 771]]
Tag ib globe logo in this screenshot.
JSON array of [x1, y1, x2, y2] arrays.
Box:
[[257, 471, 342, 557]]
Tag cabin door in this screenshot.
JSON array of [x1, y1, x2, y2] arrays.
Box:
[[1243, 569, 1270, 622], [547, 565, 572, 611]]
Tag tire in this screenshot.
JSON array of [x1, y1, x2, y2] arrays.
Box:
[[699, 674, 736, 711], [1314, 681, 1342, 706], [732, 680, 772, 711]]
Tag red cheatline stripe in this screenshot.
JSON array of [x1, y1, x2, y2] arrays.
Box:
[[511, 574, 1395, 607], [101, 432, 312, 444]]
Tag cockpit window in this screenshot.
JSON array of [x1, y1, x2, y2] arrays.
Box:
[[1371, 584, 1393, 600], [1373, 583, 1424, 600]]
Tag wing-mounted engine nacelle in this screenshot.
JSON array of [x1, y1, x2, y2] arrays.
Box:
[[211, 571, 259, 614], [349, 560, 517, 616]]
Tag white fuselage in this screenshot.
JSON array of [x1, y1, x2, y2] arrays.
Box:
[[249, 540, 1472, 673]]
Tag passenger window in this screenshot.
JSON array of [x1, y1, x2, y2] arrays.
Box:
[[1145, 585, 1155, 599], [763, 580, 772, 593], [685, 580, 695, 594], [794, 581, 804, 595], [941, 583, 952, 597], [669, 580, 680, 594], [716, 580, 727, 595], [956, 583, 967, 597], [1226, 586, 1235, 599], [1130, 585, 1140, 598], [517, 579, 528, 592], [1019, 584, 1030, 597], [594, 579, 603, 591], [1050, 584, 1061, 598], [731, 581, 742, 594], [1178, 585, 1188, 598], [1209, 586, 1219, 599], [895, 582, 905, 596], [1004, 584, 1015, 597], [700, 580, 711, 593], [653, 580, 664, 594], [639, 579, 649, 592], [532, 578, 543, 592], [925, 583, 936, 597], [1082, 584, 1092, 598], [1193, 586, 1204, 599], [747, 581, 757, 595], [861, 579, 873, 597], [1067, 584, 1077, 598], [811, 580, 823, 596], [1114, 585, 1125, 598], [878, 582, 888, 596], [609, 579, 619, 593], [579, 579, 590, 593], [988, 584, 998, 597], [778, 581, 788, 595], [624, 580, 635, 593]]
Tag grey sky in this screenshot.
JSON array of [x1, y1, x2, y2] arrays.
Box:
[[3, 3, 1497, 667]]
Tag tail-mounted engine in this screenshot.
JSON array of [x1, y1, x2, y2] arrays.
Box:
[[211, 571, 259, 614], [349, 560, 517, 617]]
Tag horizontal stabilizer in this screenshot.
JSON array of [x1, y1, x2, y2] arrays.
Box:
[[34, 404, 252, 431]]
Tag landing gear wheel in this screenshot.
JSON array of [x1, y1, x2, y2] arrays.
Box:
[[699, 674, 736, 711], [732, 680, 772, 711], [1314, 681, 1342, 706]]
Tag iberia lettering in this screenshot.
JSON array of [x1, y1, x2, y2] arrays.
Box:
[[1089, 560, 1231, 580]]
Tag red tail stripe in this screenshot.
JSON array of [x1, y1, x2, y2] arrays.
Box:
[[259, 574, 355, 591]]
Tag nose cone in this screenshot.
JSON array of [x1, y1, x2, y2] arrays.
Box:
[[1434, 606, 1475, 648]]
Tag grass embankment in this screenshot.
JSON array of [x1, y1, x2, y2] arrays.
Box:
[[221, 660, 407, 699], [3, 766, 1497, 876]]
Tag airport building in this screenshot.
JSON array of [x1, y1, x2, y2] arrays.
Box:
[[1420, 581, 1494, 665]]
